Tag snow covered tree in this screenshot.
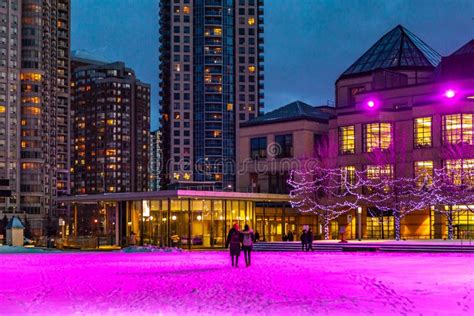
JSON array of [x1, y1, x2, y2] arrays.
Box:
[[288, 166, 360, 239]]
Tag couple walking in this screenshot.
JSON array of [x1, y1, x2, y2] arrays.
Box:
[[225, 223, 254, 267], [300, 228, 314, 251]]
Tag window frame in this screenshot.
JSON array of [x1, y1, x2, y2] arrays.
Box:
[[338, 125, 355, 155], [413, 116, 433, 148]]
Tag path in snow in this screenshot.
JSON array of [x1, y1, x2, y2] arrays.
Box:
[[0, 251, 472, 315]]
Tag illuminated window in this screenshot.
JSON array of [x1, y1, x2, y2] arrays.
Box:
[[183, 6, 190, 14], [226, 103, 233, 111], [248, 17, 255, 25], [341, 165, 356, 185], [106, 119, 116, 126], [106, 149, 116, 156], [414, 117, 432, 148], [212, 130, 221, 138], [414, 161, 433, 187], [214, 27, 222, 35], [339, 125, 355, 154], [22, 106, 41, 115], [0, 105, 5, 113], [442, 114, 473, 145], [173, 173, 180, 180], [250, 137, 267, 159], [20, 73, 42, 81], [248, 65, 256, 73], [445, 159, 474, 186], [363, 123, 392, 152], [366, 164, 393, 180], [22, 97, 40, 104], [184, 173, 191, 180]]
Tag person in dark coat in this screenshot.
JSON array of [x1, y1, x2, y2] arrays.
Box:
[[300, 230, 307, 251], [225, 223, 241, 267], [241, 224, 254, 267], [254, 231, 260, 243], [287, 230, 294, 241], [306, 228, 314, 251]]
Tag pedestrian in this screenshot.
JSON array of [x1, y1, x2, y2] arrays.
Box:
[[254, 231, 260, 243], [300, 229, 307, 251], [241, 224, 254, 267], [306, 228, 314, 251], [225, 223, 241, 267], [282, 233, 288, 242], [339, 223, 347, 243], [288, 230, 294, 241], [129, 231, 136, 246]]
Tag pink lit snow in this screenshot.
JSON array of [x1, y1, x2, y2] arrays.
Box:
[[0, 251, 473, 315]]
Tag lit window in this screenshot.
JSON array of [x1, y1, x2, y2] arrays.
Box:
[[22, 106, 40, 115], [442, 114, 473, 145], [226, 103, 233, 111], [445, 159, 474, 186], [20, 73, 41, 81], [366, 164, 393, 180], [248, 17, 255, 25], [341, 165, 356, 185], [0, 105, 5, 113], [106, 149, 116, 156], [22, 97, 40, 104], [414, 161, 433, 187], [248, 65, 256, 73], [173, 173, 180, 180], [363, 123, 392, 152], [339, 125, 355, 154], [214, 27, 222, 35], [183, 6, 190, 14], [212, 130, 221, 138], [414, 117, 432, 148], [106, 119, 116, 126], [184, 173, 191, 180]]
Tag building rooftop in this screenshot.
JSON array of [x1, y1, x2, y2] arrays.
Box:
[[340, 25, 441, 79], [71, 49, 109, 65], [449, 39, 474, 56], [6, 216, 25, 229], [241, 100, 333, 127]]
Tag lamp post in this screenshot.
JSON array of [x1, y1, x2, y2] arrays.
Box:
[[357, 207, 362, 241]]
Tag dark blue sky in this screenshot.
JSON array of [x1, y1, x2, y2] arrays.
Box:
[[72, 0, 474, 130]]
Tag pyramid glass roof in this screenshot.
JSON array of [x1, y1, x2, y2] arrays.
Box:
[[341, 25, 441, 77]]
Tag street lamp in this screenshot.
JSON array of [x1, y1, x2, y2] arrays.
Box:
[[357, 207, 362, 241]]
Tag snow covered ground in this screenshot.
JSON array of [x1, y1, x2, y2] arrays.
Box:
[[0, 251, 472, 315]]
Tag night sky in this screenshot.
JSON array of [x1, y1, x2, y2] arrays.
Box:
[[72, 0, 474, 130]]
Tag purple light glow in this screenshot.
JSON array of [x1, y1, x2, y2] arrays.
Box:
[[367, 100, 376, 108], [0, 250, 472, 314], [445, 89, 456, 99]]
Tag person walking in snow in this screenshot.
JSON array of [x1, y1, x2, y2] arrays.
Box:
[[300, 229, 307, 251], [225, 223, 241, 267], [241, 224, 254, 267], [306, 228, 314, 251]]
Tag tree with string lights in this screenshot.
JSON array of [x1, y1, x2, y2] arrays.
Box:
[[288, 166, 360, 240], [428, 166, 474, 240], [352, 168, 428, 241]]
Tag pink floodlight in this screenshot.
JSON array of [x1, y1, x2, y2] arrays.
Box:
[[367, 100, 375, 108], [445, 89, 456, 99]]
